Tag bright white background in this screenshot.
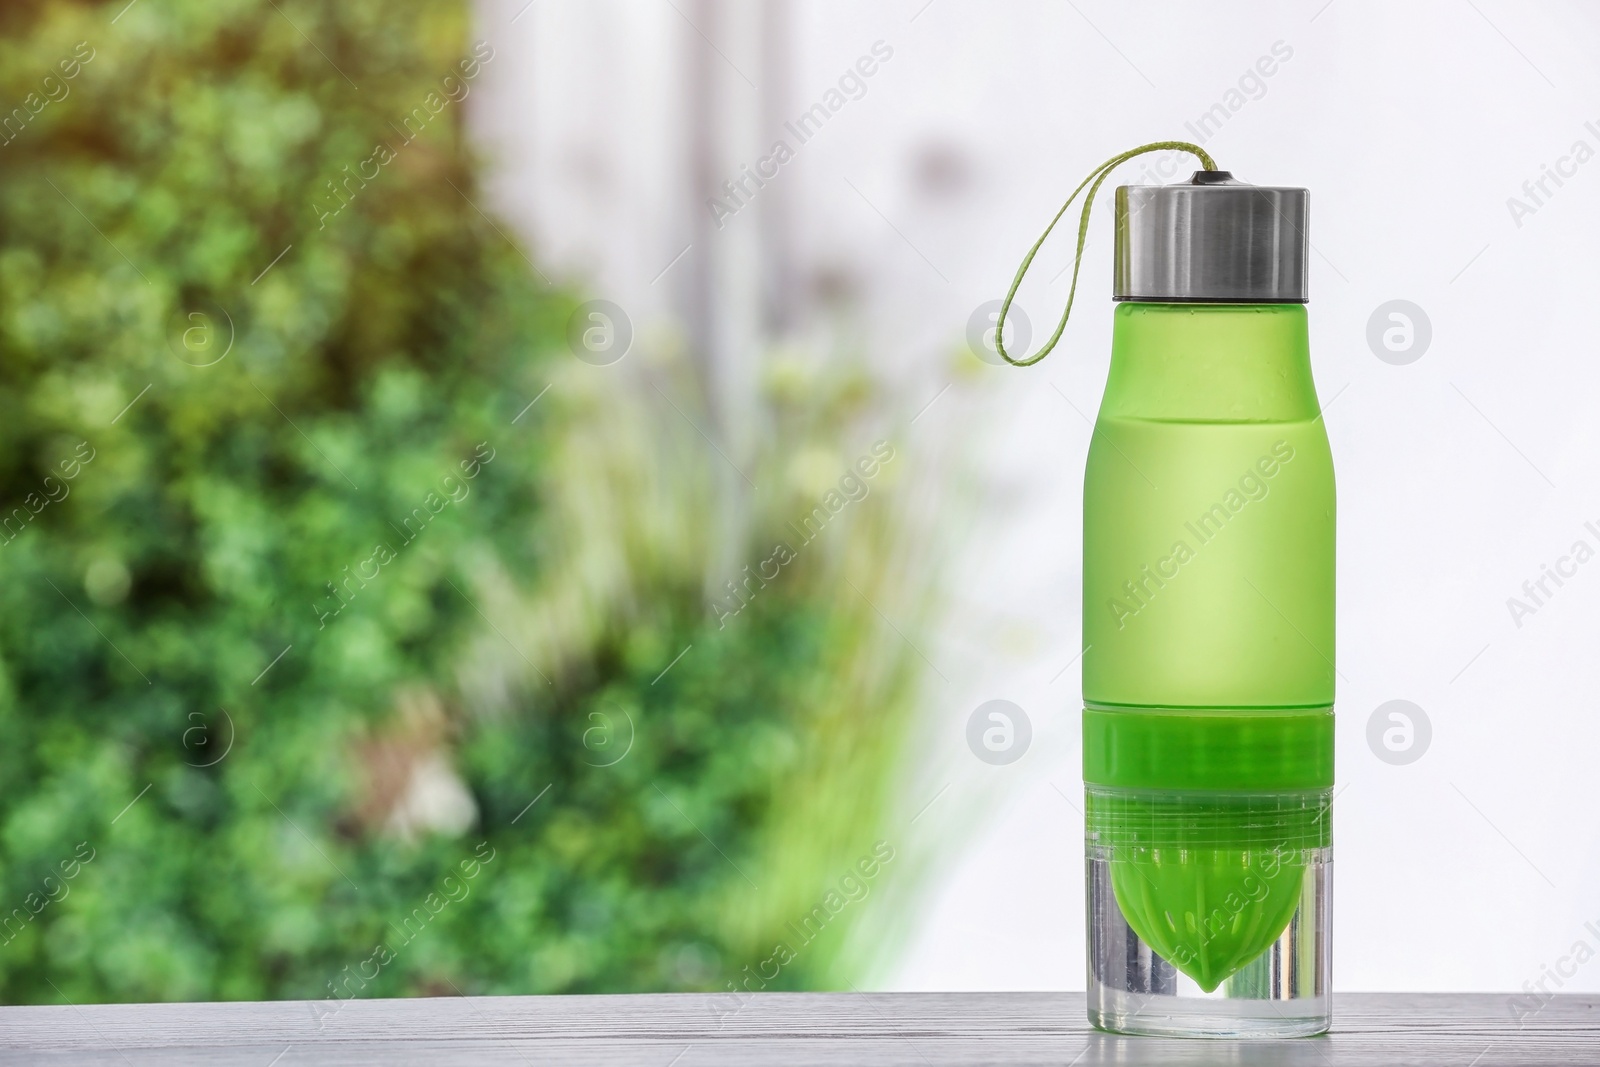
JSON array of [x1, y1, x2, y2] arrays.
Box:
[[468, 0, 1600, 993]]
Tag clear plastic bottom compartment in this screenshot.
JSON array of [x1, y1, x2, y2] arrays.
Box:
[[1083, 784, 1332, 1038]]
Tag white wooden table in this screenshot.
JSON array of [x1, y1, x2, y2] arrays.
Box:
[[1, 992, 1592, 1064]]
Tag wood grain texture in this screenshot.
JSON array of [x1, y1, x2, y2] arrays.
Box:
[[0, 992, 1595, 1065]]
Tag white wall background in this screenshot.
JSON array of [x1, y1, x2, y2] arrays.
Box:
[[468, 0, 1600, 994]]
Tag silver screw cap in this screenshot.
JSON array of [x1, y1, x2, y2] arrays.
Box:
[[1114, 172, 1309, 303]]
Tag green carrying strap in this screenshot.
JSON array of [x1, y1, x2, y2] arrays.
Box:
[[994, 141, 1217, 367]]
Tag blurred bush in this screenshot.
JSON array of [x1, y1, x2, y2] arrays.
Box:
[[0, 0, 932, 1004]]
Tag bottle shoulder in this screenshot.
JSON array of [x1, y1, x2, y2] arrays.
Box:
[[1105, 303, 1319, 423]]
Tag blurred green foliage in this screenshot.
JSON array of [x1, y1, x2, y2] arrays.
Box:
[[0, 0, 925, 1006]]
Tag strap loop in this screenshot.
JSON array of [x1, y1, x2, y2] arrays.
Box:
[[995, 141, 1216, 367]]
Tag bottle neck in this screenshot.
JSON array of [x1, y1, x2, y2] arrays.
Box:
[[1102, 303, 1316, 423]]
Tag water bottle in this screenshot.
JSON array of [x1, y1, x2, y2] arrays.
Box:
[[998, 154, 1335, 1037]]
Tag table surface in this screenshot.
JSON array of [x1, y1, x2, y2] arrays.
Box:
[[0, 991, 1593, 1065]]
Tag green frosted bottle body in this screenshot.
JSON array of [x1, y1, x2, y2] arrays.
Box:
[[1081, 304, 1336, 1020], [1083, 302, 1335, 722]]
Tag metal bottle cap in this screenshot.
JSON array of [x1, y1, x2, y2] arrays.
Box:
[[1114, 172, 1309, 303]]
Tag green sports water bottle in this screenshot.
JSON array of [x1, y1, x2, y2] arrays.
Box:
[[997, 146, 1334, 1038]]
